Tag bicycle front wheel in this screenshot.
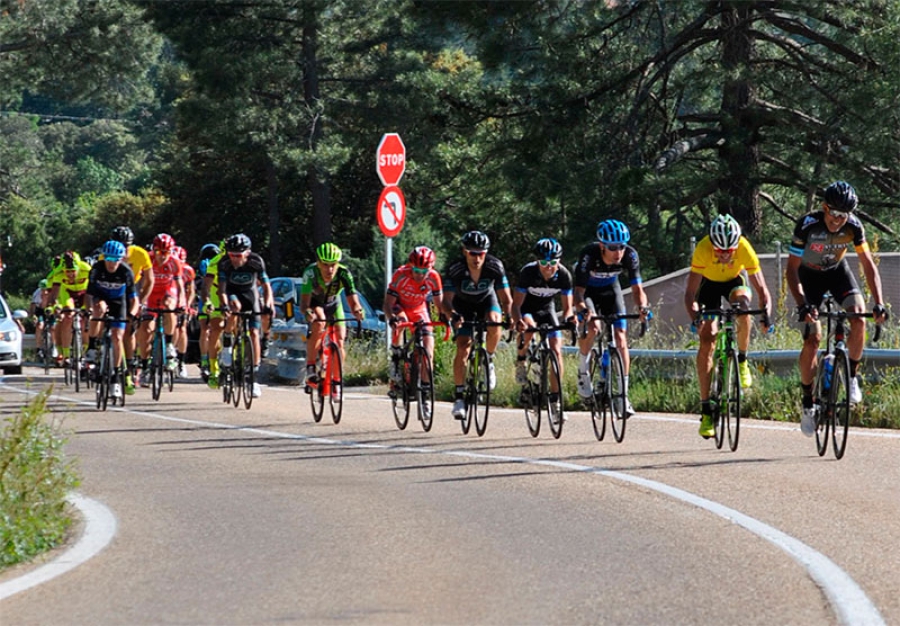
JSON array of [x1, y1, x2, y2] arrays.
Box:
[[96, 347, 109, 411], [830, 350, 851, 459], [588, 349, 606, 441], [115, 366, 126, 407], [392, 351, 411, 430], [724, 352, 742, 452], [710, 355, 725, 450], [813, 353, 830, 457], [544, 350, 564, 440], [608, 348, 627, 443], [241, 334, 255, 410], [308, 358, 325, 423], [416, 348, 434, 432], [72, 331, 82, 393], [151, 338, 163, 401], [472, 348, 491, 437], [231, 343, 242, 408], [329, 344, 343, 424]]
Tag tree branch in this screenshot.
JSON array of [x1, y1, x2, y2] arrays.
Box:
[[653, 133, 724, 173]]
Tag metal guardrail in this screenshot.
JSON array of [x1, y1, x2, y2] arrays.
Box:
[[269, 321, 308, 381]]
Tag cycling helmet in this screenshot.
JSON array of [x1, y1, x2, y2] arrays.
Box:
[[111, 226, 134, 246], [153, 233, 176, 252], [173, 245, 188, 262], [533, 237, 563, 260], [596, 219, 630, 245], [101, 240, 126, 262], [62, 250, 80, 269], [461, 230, 490, 251], [225, 233, 251, 253], [316, 242, 342, 263], [199, 243, 220, 261], [408, 246, 436, 269], [823, 180, 858, 213], [39, 279, 49, 289], [709, 214, 741, 250]]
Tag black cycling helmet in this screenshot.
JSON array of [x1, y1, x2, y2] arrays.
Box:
[[225, 233, 251, 253], [533, 237, 563, 260], [111, 226, 134, 246], [199, 243, 221, 261], [461, 230, 490, 251], [823, 180, 858, 213]]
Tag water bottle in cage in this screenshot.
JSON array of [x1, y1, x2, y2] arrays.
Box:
[[600, 350, 610, 381], [822, 354, 834, 390]]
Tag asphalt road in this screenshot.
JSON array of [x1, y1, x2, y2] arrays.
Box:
[[1, 366, 898, 625]]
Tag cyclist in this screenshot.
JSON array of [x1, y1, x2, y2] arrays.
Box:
[[172, 245, 196, 378], [216, 234, 273, 398], [383, 246, 445, 387], [110, 226, 154, 394], [573, 219, 650, 417], [684, 214, 772, 439], [196, 243, 222, 382], [29, 279, 54, 362], [45, 250, 92, 366], [511, 238, 575, 394], [136, 233, 184, 385], [85, 241, 140, 397], [786, 180, 888, 436], [300, 242, 365, 384], [441, 230, 512, 420]]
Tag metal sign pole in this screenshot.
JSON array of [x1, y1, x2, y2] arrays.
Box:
[[385, 237, 393, 354]]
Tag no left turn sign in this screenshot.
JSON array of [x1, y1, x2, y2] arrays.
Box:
[[376, 186, 406, 238]]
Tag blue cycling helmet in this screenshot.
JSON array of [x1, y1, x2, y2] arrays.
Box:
[[533, 237, 563, 260], [101, 240, 126, 262], [596, 219, 630, 245]]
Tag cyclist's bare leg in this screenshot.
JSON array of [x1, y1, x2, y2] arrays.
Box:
[[111, 327, 126, 369], [847, 313, 866, 363], [697, 319, 717, 400], [799, 327, 821, 386], [206, 314, 226, 366], [549, 335, 563, 393], [614, 325, 630, 374], [250, 327, 261, 367], [423, 334, 436, 383], [453, 335, 473, 386], [306, 320, 326, 367], [485, 310, 504, 354], [135, 317, 154, 363]]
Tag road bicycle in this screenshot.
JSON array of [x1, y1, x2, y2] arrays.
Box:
[[92, 314, 127, 411], [143, 307, 179, 401], [39, 311, 57, 374], [582, 306, 646, 443], [60, 308, 91, 392], [456, 318, 508, 437], [809, 295, 881, 460], [389, 319, 450, 432], [518, 322, 574, 439], [697, 306, 767, 452], [221, 310, 260, 410], [305, 316, 361, 424]]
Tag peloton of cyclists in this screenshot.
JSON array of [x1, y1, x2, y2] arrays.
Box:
[[45, 250, 92, 366]]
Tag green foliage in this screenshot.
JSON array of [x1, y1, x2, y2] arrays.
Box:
[[0, 389, 80, 569]]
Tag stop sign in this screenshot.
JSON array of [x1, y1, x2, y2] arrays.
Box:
[[376, 133, 406, 187]]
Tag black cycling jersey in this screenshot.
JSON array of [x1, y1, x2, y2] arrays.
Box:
[[789, 211, 867, 271], [87, 261, 137, 306], [573, 243, 642, 289], [218, 253, 269, 302], [443, 254, 510, 305], [515, 261, 573, 315]]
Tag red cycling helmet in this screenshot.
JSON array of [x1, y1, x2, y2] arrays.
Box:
[[172, 245, 188, 262], [408, 246, 436, 269], [153, 233, 176, 253]]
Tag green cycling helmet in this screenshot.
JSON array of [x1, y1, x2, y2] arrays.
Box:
[[316, 242, 343, 263]]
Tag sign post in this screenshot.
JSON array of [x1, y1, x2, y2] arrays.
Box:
[[376, 133, 407, 353]]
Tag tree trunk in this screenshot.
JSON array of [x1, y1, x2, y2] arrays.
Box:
[[266, 158, 281, 274], [717, 2, 761, 237], [303, 9, 332, 245]]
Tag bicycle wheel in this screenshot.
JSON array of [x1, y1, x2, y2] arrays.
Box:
[[151, 336, 163, 401], [220, 360, 232, 405], [72, 330, 82, 393], [115, 366, 126, 407], [523, 355, 540, 438], [545, 349, 564, 440], [308, 347, 325, 422], [460, 353, 475, 436], [607, 348, 627, 443], [472, 347, 491, 437], [710, 355, 725, 450], [329, 344, 343, 424], [416, 348, 434, 432], [42, 331, 53, 374], [830, 350, 851, 459], [588, 349, 606, 441], [242, 334, 256, 410], [813, 355, 829, 457], [721, 352, 742, 452], [230, 342, 242, 408], [392, 350, 411, 430], [96, 345, 109, 411]]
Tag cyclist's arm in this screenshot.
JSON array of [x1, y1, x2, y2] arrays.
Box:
[[856, 246, 886, 311], [510, 289, 526, 328], [747, 270, 772, 318], [383, 292, 398, 318], [631, 282, 648, 311], [559, 291, 575, 321], [260, 279, 274, 311], [496, 285, 513, 318], [785, 254, 806, 308], [684, 271, 702, 318], [346, 292, 364, 320]]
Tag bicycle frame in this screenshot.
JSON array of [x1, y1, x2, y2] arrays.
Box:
[[144, 307, 179, 401], [306, 316, 361, 424], [390, 319, 450, 431], [456, 318, 507, 437], [92, 315, 126, 411], [519, 322, 571, 439]]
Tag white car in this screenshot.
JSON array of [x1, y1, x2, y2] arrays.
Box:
[[0, 294, 28, 375]]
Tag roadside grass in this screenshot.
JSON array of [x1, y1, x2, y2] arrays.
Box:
[[0, 389, 80, 569], [344, 326, 900, 430]]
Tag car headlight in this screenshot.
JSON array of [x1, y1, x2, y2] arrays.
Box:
[[0, 330, 19, 342]]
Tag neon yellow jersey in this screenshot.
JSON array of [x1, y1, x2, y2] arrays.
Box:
[[690, 235, 760, 282], [46, 260, 92, 291]]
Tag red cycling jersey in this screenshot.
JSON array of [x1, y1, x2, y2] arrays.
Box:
[[386, 265, 443, 322], [147, 254, 183, 309]]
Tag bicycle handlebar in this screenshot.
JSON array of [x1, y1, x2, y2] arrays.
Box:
[[309, 315, 363, 339], [391, 319, 452, 342]]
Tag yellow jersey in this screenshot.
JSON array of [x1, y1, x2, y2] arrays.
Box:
[[690, 235, 760, 282]]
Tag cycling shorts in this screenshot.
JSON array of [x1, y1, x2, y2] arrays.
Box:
[[229, 291, 261, 330], [522, 308, 562, 339], [584, 284, 627, 329], [453, 292, 501, 338], [695, 274, 750, 315], [795, 261, 864, 334]]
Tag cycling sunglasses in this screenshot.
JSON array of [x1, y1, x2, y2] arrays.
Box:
[[826, 205, 850, 219], [604, 243, 625, 252], [467, 250, 487, 257], [411, 266, 429, 275], [538, 259, 559, 267]]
